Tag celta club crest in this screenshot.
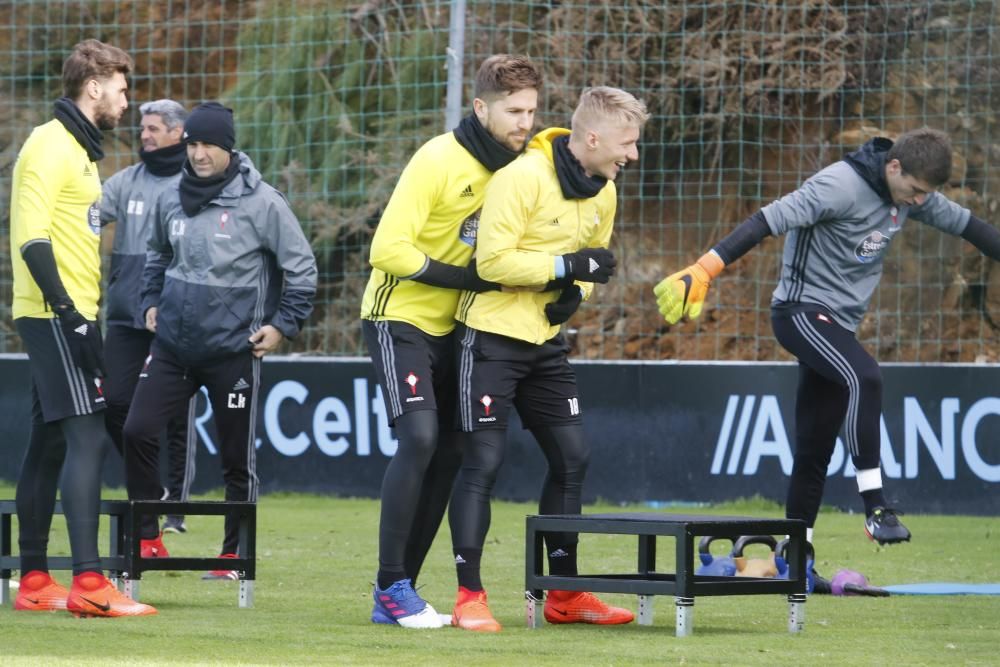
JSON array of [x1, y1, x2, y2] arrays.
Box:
[[480, 394, 493, 416], [405, 372, 419, 395], [93, 377, 103, 396], [220, 211, 229, 229]]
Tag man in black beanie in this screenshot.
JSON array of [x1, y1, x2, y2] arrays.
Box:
[[124, 101, 317, 580]]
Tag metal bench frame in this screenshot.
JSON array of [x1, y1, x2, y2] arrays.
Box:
[[525, 512, 808, 636], [1, 499, 256, 608]]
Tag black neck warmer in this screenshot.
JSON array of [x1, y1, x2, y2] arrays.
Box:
[[178, 155, 241, 216], [844, 138, 894, 203], [53, 97, 104, 162], [139, 142, 187, 177], [553, 135, 607, 199], [452, 114, 520, 172]]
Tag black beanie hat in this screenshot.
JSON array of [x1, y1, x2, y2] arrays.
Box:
[[183, 102, 235, 151]]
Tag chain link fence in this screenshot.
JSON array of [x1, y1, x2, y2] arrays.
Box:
[[2, 1, 998, 361]]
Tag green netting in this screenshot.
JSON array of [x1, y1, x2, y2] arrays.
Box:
[[2, 1, 998, 361]]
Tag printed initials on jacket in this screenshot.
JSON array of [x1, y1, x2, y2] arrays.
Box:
[[127, 198, 145, 216], [170, 218, 186, 236]]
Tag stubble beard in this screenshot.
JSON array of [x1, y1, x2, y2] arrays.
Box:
[[94, 100, 121, 131]]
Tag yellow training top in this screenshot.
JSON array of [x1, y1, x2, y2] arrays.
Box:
[[10, 119, 103, 319], [456, 127, 617, 344], [360, 131, 492, 336]]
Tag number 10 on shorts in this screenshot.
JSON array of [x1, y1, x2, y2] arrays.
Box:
[[567, 397, 580, 416]]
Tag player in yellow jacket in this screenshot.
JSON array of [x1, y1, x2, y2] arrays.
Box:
[[447, 87, 650, 632], [360, 55, 543, 629], [10, 39, 155, 617]]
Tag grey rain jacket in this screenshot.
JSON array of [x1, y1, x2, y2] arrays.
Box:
[[141, 152, 317, 365], [101, 162, 182, 329]]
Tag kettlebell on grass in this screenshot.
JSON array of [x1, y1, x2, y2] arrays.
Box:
[[733, 535, 788, 578], [695, 535, 736, 576], [775, 537, 828, 594]]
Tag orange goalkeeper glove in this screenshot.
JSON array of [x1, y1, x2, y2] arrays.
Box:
[[653, 251, 725, 324]]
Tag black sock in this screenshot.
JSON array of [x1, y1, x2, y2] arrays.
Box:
[[376, 568, 407, 591], [454, 547, 482, 591], [860, 488, 888, 517], [547, 543, 578, 577], [20, 557, 48, 575]]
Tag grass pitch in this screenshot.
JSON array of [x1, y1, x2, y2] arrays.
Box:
[[0, 485, 997, 666]]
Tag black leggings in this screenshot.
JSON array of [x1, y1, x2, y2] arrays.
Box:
[[377, 410, 462, 583], [16, 413, 109, 575], [772, 307, 883, 527], [104, 325, 193, 499], [449, 424, 590, 554]]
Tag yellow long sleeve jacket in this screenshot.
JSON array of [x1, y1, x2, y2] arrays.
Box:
[[456, 128, 617, 344], [360, 132, 492, 336], [10, 120, 103, 320]]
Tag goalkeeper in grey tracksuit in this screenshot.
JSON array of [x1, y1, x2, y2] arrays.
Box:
[[123, 102, 317, 570], [655, 127, 1000, 551]]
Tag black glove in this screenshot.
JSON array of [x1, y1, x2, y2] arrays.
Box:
[[56, 307, 105, 377], [545, 285, 583, 325], [541, 275, 576, 291], [461, 258, 500, 292], [561, 247, 616, 284]]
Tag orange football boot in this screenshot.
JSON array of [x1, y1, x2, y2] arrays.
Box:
[[14, 570, 69, 612], [202, 553, 240, 580], [544, 590, 634, 625], [451, 586, 502, 632], [140, 533, 169, 558], [66, 572, 157, 617]]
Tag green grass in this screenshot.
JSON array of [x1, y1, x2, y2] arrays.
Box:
[[0, 484, 997, 666]]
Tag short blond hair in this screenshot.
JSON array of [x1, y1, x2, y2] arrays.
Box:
[[571, 86, 649, 133]]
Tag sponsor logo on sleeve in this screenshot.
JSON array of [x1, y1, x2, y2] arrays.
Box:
[[459, 209, 481, 247], [88, 203, 101, 234]]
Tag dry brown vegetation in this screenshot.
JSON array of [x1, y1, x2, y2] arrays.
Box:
[[1, 1, 998, 361]]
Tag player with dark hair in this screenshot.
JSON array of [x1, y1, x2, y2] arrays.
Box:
[[11, 39, 155, 617], [447, 86, 649, 632], [655, 127, 1000, 554], [360, 54, 543, 628], [101, 98, 196, 545]]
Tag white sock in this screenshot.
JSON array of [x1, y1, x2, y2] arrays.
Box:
[[785, 528, 813, 546], [855, 467, 883, 493]]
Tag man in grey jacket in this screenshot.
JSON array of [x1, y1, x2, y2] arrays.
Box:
[[101, 99, 196, 544], [655, 128, 1000, 562], [123, 102, 317, 578]]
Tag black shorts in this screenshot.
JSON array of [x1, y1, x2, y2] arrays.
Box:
[[16, 317, 106, 423], [456, 325, 582, 432], [361, 319, 457, 427]]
